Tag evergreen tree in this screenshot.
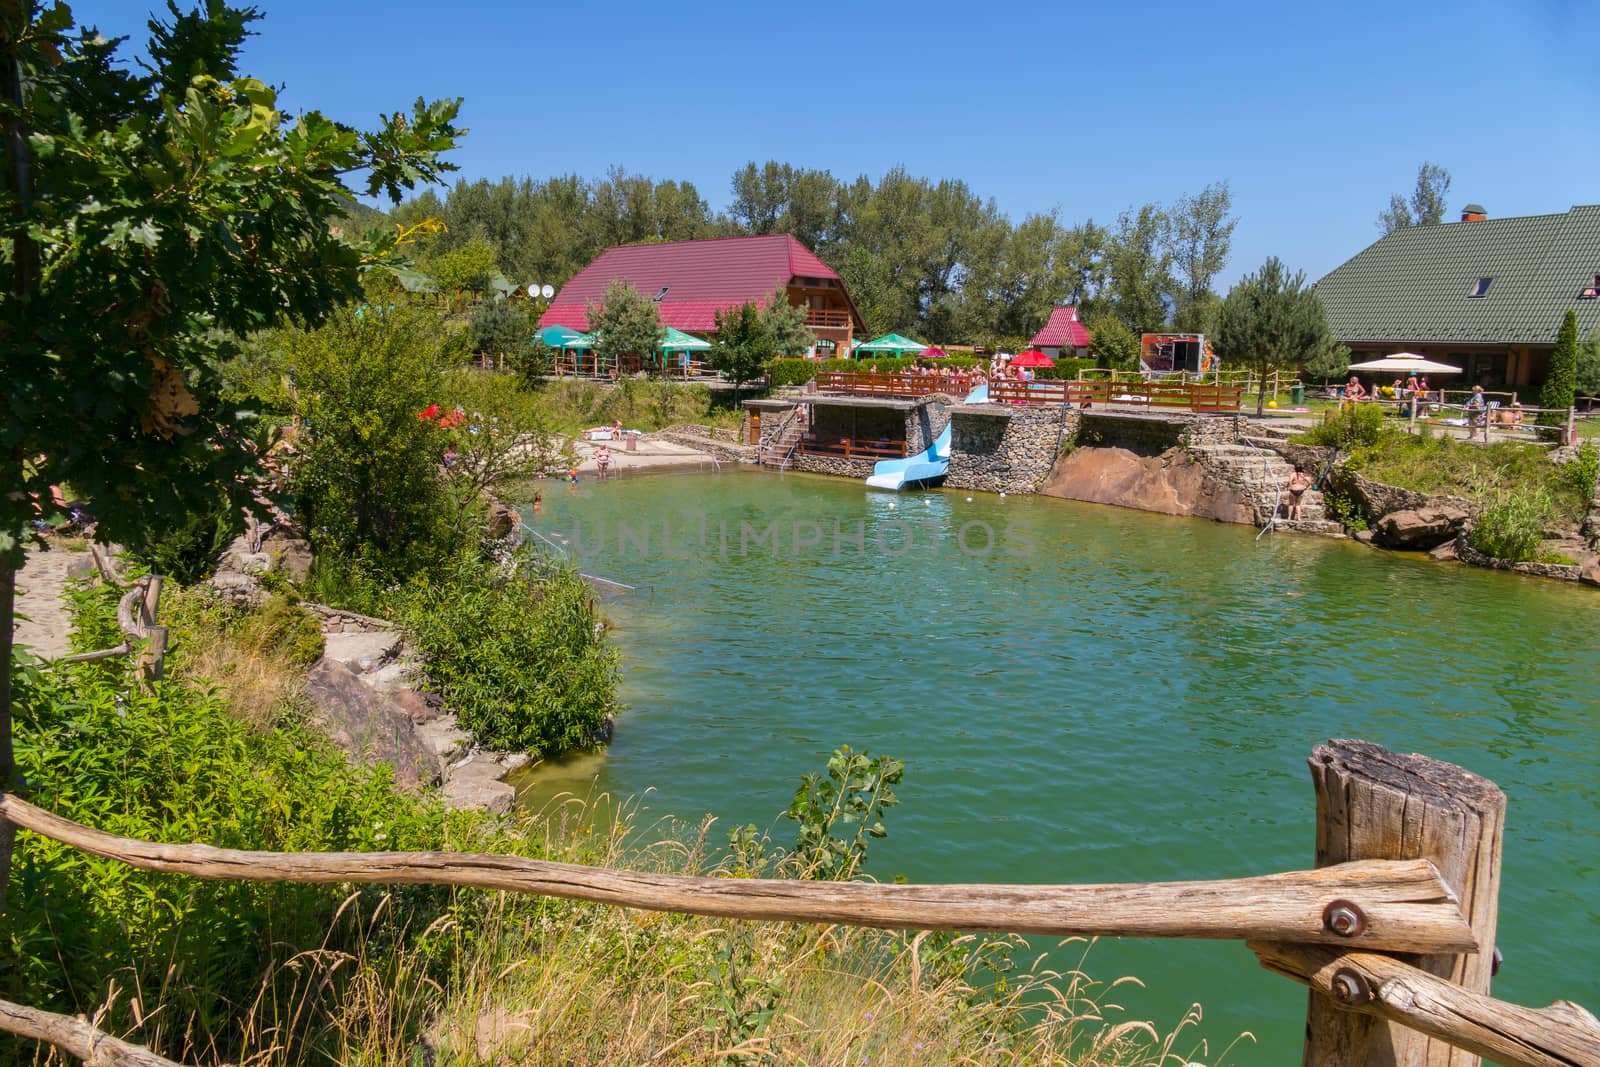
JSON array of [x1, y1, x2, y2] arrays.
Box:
[[759, 288, 816, 356], [1087, 314, 1140, 371], [711, 301, 776, 399], [1538, 310, 1579, 426], [1216, 258, 1339, 414], [1576, 327, 1600, 404], [587, 281, 664, 376]]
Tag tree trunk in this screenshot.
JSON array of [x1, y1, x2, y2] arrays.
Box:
[[1, 8, 39, 925], [0, 557, 15, 922], [1256, 367, 1269, 415]]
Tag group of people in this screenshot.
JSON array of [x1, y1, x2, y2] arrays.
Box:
[[1339, 373, 1435, 404]]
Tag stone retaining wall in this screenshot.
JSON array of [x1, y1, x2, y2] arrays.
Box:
[[946, 407, 1075, 495], [650, 429, 756, 465], [791, 452, 878, 479]]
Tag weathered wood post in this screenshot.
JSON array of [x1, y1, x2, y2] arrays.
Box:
[[1304, 739, 1505, 1066], [136, 575, 166, 683]]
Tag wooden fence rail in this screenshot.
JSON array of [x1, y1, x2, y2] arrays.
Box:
[[0, 793, 1472, 949], [1, 737, 1595, 1067]]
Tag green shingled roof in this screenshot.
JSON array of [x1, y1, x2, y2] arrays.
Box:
[[1314, 204, 1600, 345]]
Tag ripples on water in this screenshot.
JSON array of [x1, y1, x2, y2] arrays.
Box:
[[520, 470, 1600, 1064]]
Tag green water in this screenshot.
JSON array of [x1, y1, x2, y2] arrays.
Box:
[[519, 470, 1600, 1064]]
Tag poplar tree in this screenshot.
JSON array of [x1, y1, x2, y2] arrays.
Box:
[[1538, 310, 1579, 426]]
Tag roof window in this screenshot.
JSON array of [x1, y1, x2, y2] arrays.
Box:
[[1468, 277, 1493, 298], [1582, 274, 1600, 299]]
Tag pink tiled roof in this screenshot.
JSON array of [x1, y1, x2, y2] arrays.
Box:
[[1030, 306, 1091, 348], [538, 234, 859, 333]]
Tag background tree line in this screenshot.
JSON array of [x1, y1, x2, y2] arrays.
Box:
[[378, 163, 1239, 351]]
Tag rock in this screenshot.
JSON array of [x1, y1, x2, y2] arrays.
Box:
[[209, 568, 264, 606], [1040, 445, 1255, 525], [441, 758, 515, 815], [1581, 559, 1600, 588], [390, 686, 444, 724], [486, 499, 521, 539], [1353, 529, 1376, 545], [304, 658, 437, 790], [259, 530, 313, 584], [500, 752, 531, 773], [1428, 540, 1460, 561], [1374, 505, 1472, 549], [415, 714, 470, 762], [322, 630, 402, 672]]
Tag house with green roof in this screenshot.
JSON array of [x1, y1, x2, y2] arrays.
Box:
[[1314, 204, 1600, 392]]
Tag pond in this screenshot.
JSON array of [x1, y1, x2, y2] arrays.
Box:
[[517, 468, 1600, 1064]]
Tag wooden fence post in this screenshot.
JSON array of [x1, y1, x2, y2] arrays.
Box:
[[1304, 739, 1505, 1066], [137, 575, 166, 683]]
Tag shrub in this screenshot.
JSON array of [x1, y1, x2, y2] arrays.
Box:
[[243, 595, 326, 667], [129, 485, 243, 584], [1032, 357, 1099, 380], [400, 556, 620, 754], [5, 654, 457, 1062], [1298, 403, 1390, 449], [1468, 491, 1552, 561], [1561, 441, 1599, 500]]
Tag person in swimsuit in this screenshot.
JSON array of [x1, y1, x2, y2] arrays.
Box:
[[1286, 468, 1313, 521]]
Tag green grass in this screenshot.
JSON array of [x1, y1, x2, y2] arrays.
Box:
[[1346, 431, 1593, 525], [514, 375, 747, 435]]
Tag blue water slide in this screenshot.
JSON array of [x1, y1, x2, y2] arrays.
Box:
[[864, 384, 987, 490]]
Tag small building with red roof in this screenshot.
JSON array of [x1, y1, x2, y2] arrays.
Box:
[[1029, 306, 1091, 361], [538, 233, 866, 357]]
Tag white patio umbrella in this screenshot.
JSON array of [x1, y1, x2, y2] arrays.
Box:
[[1345, 353, 1463, 375]]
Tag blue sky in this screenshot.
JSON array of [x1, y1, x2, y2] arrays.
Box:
[[76, 0, 1597, 287]]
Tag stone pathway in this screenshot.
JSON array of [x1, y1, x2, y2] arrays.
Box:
[[12, 542, 89, 660]]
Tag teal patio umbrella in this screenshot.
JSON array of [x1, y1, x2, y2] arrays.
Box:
[[658, 326, 711, 372], [854, 332, 927, 355], [535, 324, 585, 348]]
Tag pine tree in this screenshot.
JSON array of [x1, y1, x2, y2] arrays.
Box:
[[1538, 310, 1578, 426]]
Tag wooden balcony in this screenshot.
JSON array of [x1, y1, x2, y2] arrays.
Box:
[[803, 308, 853, 330]]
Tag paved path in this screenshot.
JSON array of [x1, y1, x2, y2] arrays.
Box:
[[12, 543, 85, 660]]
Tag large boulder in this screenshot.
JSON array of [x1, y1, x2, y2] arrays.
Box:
[[441, 757, 516, 816], [1581, 559, 1600, 588], [486, 499, 521, 539], [304, 657, 437, 790], [258, 530, 313, 584], [1374, 504, 1473, 549]]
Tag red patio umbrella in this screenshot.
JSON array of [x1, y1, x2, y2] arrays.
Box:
[[918, 346, 949, 359], [1011, 349, 1055, 367]]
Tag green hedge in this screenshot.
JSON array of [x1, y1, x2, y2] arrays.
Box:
[[768, 355, 986, 386], [1030, 358, 1098, 380]]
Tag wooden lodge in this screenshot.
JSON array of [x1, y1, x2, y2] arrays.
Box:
[[537, 234, 867, 358]]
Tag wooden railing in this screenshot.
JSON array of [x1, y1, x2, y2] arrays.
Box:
[[986, 378, 1243, 412], [798, 433, 908, 459], [815, 371, 973, 398], [803, 308, 853, 329], [4, 707, 1597, 1066]]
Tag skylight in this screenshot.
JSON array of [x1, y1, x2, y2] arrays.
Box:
[[1468, 277, 1493, 298]]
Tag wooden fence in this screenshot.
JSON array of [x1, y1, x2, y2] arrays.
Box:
[[815, 371, 975, 398], [987, 378, 1243, 412], [1, 734, 1596, 1066]]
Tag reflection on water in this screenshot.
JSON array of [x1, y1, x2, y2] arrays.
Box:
[[515, 469, 1600, 1064]]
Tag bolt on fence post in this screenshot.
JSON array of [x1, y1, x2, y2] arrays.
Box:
[[1304, 740, 1505, 1067]]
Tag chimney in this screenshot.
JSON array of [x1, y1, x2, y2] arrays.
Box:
[[1461, 203, 1488, 222]]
